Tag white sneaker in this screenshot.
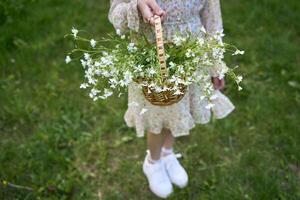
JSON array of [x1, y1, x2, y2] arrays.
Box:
[[143, 154, 173, 198], [162, 153, 188, 188]]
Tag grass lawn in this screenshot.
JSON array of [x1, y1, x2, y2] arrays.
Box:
[[0, 0, 300, 199]]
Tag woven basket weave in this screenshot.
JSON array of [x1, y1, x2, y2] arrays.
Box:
[[136, 15, 186, 106]]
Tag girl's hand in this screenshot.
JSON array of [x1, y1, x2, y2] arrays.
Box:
[[212, 77, 225, 90], [137, 0, 166, 26]]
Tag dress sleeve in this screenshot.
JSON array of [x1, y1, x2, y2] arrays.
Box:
[[108, 0, 140, 33], [201, 0, 225, 77], [201, 0, 223, 34]]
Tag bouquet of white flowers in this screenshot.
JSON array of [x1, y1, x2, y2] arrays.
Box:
[[65, 19, 243, 105]]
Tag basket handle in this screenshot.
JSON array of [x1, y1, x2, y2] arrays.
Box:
[[153, 15, 168, 80]]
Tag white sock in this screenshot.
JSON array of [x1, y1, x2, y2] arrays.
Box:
[[148, 154, 161, 164], [162, 147, 173, 156]]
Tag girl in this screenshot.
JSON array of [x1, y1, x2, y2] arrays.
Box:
[[109, 0, 234, 198]]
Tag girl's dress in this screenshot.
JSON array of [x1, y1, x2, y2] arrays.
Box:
[[109, 0, 235, 137]]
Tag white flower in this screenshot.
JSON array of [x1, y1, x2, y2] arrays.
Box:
[[217, 65, 228, 79], [177, 65, 185, 74], [140, 108, 148, 115], [174, 90, 183, 95], [216, 30, 225, 38], [218, 73, 225, 80], [94, 61, 101, 67], [109, 78, 118, 88], [80, 59, 87, 68], [236, 75, 243, 84], [147, 67, 156, 75], [65, 55, 71, 64], [80, 83, 89, 89], [121, 70, 133, 86], [200, 96, 206, 100], [185, 49, 195, 58], [162, 85, 170, 91], [238, 86, 243, 91], [214, 30, 225, 43], [205, 103, 215, 109], [90, 88, 100, 98], [210, 94, 218, 100], [232, 49, 245, 55], [200, 26, 207, 34], [212, 47, 225, 59], [173, 37, 181, 46], [103, 89, 113, 98], [197, 37, 205, 46], [116, 29, 121, 35], [154, 86, 163, 93], [100, 55, 113, 66], [84, 53, 90, 60], [169, 75, 177, 83], [127, 42, 137, 53], [90, 39, 96, 48], [220, 63, 229, 72], [121, 35, 126, 40], [134, 64, 143, 72], [173, 35, 186, 46], [169, 62, 176, 69], [165, 54, 170, 60], [71, 27, 78, 38], [203, 59, 213, 66]]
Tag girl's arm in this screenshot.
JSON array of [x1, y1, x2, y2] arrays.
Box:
[[108, 0, 140, 33]]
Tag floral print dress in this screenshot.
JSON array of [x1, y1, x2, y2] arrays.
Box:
[[109, 0, 235, 137]]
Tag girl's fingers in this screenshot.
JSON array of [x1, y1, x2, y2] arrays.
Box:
[[147, 0, 166, 22], [148, 16, 156, 26], [138, 0, 166, 25], [139, 4, 155, 25], [160, 11, 167, 22], [142, 9, 159, 26], [148, 0, 163, 15]]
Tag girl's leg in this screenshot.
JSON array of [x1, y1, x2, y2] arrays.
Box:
[[144, 131, 173, 198], [147, 131, 164, 161], [161, 128, 175, 156]]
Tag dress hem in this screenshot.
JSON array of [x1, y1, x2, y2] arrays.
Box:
[[125, 106, 235, 138], [124, 116, 196, 138]]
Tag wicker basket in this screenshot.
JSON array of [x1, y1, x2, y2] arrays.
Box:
[[136, 15, 187, 106]]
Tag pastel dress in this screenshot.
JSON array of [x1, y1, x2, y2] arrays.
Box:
[[109, 0, 235, 137]]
